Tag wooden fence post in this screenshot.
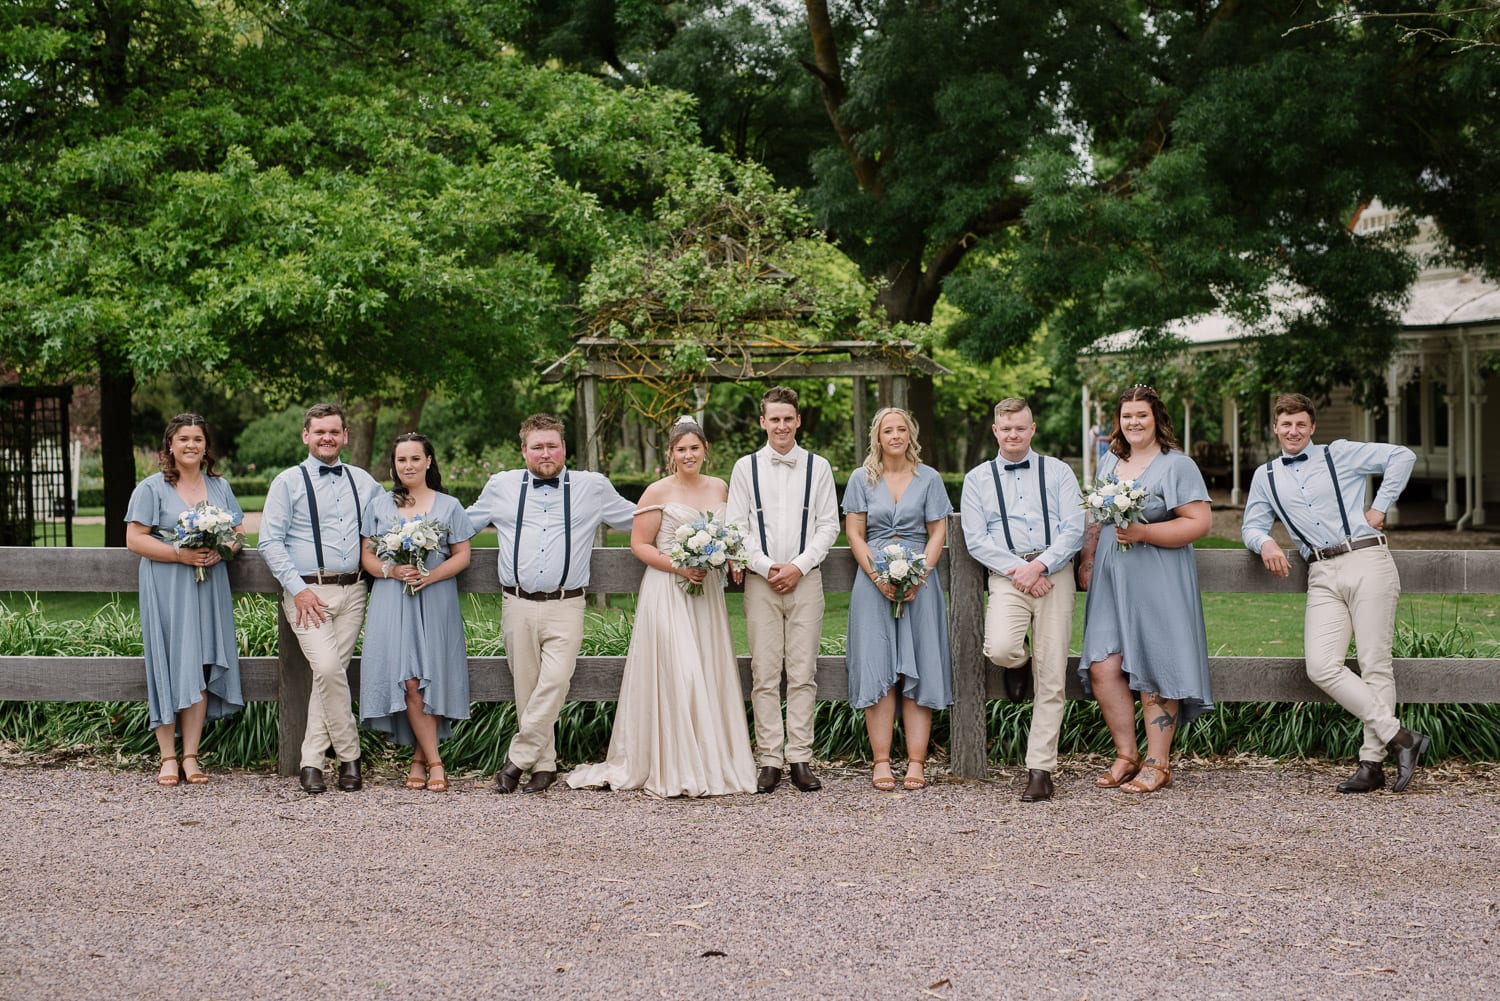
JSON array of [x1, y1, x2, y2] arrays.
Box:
[[275, 604, 311, 778], [947, 514, 988, 779]]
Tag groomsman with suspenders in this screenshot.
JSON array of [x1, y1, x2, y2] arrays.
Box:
[[960, 398, 1084, 802], [727, 386, 839, 793], [1241, 392, 1429, 793], [259, 403, 380, 795], [467, 414, 636, 794]]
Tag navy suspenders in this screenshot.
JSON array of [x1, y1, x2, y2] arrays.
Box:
[[298, 465, 363, 572], [987, 456, 1050, 555], [1264, 445, 1352, 551], [750, 450, 816, 559], [513, 471, 571, 591]]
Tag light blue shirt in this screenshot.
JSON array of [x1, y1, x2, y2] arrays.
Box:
[[960, 450, 1085, 576], [258, 455, 381, 596], [1241, 439, 1415, 558], [466, 468, 636, 591]]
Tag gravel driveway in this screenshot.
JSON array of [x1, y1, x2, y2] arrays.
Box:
[[3, 756, 1496, 1001]]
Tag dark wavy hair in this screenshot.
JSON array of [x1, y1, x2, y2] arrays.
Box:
[[159, 414, 220, 486], [1110, 385, 1181, 458], [388, 432, 443, 506]]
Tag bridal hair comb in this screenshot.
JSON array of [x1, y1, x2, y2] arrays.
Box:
[[673, 415, 699, 428], [1123, 384, 1158, 397]]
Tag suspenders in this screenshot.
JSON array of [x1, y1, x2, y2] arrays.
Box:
[[987, 456, 1051, 555], [298, 465, 363, 572], [1264, 444, 1352, 550], [513, 471, 572, 592], [750, 449, 816, 559]]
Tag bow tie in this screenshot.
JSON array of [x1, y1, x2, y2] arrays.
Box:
[[531, 476, 560, 489], [1281, 452, 1310, 465], [769, 452, 798, 468], [1003, 460, 1030, 471], [318, 464, 344, 476]]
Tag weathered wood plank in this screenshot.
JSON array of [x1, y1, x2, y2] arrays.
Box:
[[946, 515, 989, 779]]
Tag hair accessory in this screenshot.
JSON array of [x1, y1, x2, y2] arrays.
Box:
[[673, 415, 698, 428], [1124, 384, 1158, 396]]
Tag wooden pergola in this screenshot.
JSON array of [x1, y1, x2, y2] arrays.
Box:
[[541, 338, 951, 472]]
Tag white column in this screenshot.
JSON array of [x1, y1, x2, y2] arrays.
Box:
[[1229, 399, 1243, 507], [1182, 399, 1193, 453], [1081, 384, 1093, 484], [1384, 363, 1404, 526], [1445, 384, 1459, 522], [1474, 392, 1488, 527]]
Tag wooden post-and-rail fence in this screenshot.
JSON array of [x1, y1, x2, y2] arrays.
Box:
[[1, 521, 1497, 778]]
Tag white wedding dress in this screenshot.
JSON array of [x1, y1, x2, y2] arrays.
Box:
[[567, 503, 757, 797]]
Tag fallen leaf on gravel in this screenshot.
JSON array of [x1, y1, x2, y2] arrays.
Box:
[[701, 950, 725, 958], [1332, 968, 1398, 976], [680, 902, 710, 910], [1195, 886, 1224, 894], [836, 882, 858, 887], [673, 920, 702, 929], [600, 878, 628, 883], [179, 820, 201, 826], [519, 890, 531, 898], [927, 978, 952, 989]]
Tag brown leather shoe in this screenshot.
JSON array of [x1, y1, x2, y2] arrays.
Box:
[[1336, 760, 1385, 794], [522, 770, 556, 794], [788, 762, 822, 792], [756, 766, 782, 794], [495, 759, 523, 794], [299, 766, 326, 794], [1021, 769, 1054, 802], [1004, 640, 1033, 702], [1386, 728, 1430, 793], [337, 759, 362, 792]]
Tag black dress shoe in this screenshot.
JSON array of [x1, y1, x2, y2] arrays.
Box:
[[1336, 760, 1386, 793], [1386, 728, 1430, 793], [1021, 769, 1054, 802], [756, 766, 782, 794], [495, 759, 523, 794], [337, 759, 362, 792], [522, 770, 556, 794], [299, 766, 326, 794], [788, 762, 822, 792], [1004, 664, 1033, 702]]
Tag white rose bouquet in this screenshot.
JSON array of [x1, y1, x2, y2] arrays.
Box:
[[372, 516, 448, 595], [665, 512, 748, 596], [872, 542, 930, 619], [170, 502, 243, 583], [1081, 475, 1150, 551]]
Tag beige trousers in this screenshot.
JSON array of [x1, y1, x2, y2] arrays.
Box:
[[283, 583, 367, 769], [1304, 546, 1402, 761], [743, 570, 823, 768], [983, 569, 1076, 772], [502, 594, 586, 772]]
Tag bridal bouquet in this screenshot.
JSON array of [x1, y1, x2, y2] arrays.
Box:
[[171, 502, 243, 583], [372, 516, 448, 595], [1081, 475, 1150, 551], [666, 512, 748, 596], [873, 542, 930, 619]]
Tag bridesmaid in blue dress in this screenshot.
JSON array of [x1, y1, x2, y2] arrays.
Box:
[[359, 433, 474, 792], [124, 414, 244, 786], [844, 407, 953, 792], [1078, 386, 1213, 794]]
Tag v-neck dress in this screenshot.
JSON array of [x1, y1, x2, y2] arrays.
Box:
[[842, 464, 953, 710], [1079, 450, 1214, 722]]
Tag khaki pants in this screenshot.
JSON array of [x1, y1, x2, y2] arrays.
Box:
[[744, 570, 823, 768], [984, 570, 1075, 772], [1304, 546, 1402, 761], [502, 594, 586, 772], [283, 583, 367, 769]]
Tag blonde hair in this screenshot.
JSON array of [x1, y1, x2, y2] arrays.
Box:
[[862, 407, 922, 485]]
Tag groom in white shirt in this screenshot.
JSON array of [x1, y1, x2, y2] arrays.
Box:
[[728, 387, 840, 793]]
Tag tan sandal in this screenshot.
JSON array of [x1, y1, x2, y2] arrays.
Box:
[[405, 757, 428, 790], [425, 760, 448, 793], [180, 753, 209, 785], [1094, 751, 1142, 788], [903, 758, 928, 791], [1120, 761, 1172, 794], [156, 756, 179, 787], [871, 758, 896, 792]]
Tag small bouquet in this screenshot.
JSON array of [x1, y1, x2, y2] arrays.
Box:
[[873, 542, 930, 619], [666, 512, 748, 596], [1081, 475, 1150, 551], [170, 502, 243, 583], [372, 516, 448, 595]]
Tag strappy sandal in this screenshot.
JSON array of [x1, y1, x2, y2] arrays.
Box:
[[404, 757, 428, 790], [903, 758, 928, 791], [425, 760, 449, 793], [1120, 761, 1172, 794], [156, 756, 180, 787], [1094, 751, 1142, 788], [871, 758, 896, 792], [180, 753, 209, 785]]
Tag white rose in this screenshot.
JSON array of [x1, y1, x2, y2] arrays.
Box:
[[689, 531, 711, 550], [1090, 495, 1106, 508], [1101, 482, 1119, 496], [1113, 494, 1133, 511], [888, 558, 910, 580], [675, 523, 694, 542], [707, 550, 727, 566], [883, 544, 906, 559]]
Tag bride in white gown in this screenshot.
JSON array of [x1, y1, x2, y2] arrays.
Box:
[[567, 417, 757, 797]]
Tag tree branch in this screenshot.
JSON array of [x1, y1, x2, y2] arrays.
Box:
[[802, 0, 884, 196]]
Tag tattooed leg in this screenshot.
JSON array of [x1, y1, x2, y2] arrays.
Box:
[[1141, 693, 1180, 770]]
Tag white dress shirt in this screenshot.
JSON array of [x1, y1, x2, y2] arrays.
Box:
[[726, 444, 840, 579]]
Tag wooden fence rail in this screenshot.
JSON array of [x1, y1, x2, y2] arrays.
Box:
[[2, 520, 1497, 778]]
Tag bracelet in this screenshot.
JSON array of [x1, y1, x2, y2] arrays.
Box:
[[382, 564, 390, 578]]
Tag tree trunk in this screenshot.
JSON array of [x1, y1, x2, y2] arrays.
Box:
[[344, 396, 381, 472], [97, 347, 135, 548]]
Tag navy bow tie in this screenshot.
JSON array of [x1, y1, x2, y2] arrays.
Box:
[[1281, 452, 1310, 465], [532, 476, 560, 489], [1003, 460, 1030, 471], [319, 464, 344, 476]]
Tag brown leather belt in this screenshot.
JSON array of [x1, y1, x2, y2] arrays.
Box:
[[300, 571, 364, 586], [1307, 535, 1387, 563], [504, 586, 585, 602], [1014, 550, 1044, 561]]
